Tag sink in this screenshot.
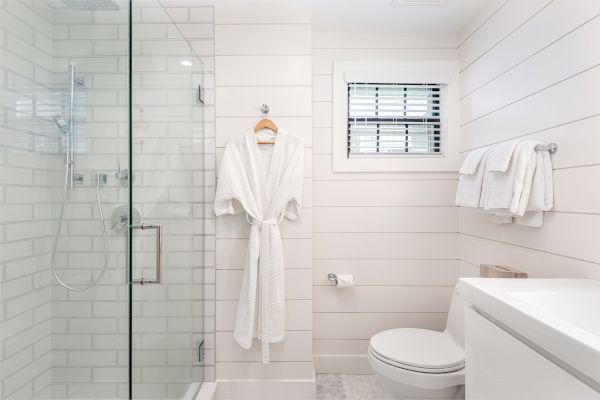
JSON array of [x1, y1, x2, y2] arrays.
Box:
[[509, 291, 600, 337], [458, 278, 600, 389]]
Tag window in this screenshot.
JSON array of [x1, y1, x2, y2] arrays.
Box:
[[332, 61, 459, 172], [347, 82, 442, 157]]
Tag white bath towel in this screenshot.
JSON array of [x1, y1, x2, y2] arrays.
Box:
[[482, 140, 538, 214], [459, 146, 490, 175], [456, 147, 491, 208], [514, 150, 554, 227], [479, 140, 553, 227], [486, 139, 521, 172]]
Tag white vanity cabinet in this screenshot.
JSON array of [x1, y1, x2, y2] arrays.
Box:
[[465, 307, 600, 399]]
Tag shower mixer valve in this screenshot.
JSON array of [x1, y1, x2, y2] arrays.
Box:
[[72, 173, 85, 185], [115, 161, 135, 186]]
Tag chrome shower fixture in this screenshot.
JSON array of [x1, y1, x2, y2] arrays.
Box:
[[53, 114, 69, 135], [61, 0, 119, 10]]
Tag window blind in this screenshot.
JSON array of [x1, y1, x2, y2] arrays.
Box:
[[347, 82, 443, 156]]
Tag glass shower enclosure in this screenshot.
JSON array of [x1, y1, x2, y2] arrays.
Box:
[[0, 0, 207, 398]]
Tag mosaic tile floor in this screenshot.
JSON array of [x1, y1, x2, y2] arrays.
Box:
[[316, 374, 395, 400]]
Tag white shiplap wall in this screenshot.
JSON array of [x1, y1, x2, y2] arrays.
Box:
[[213, 5, 315, 399], [458, 0, 600, 279], [311, 31, 461, 374]]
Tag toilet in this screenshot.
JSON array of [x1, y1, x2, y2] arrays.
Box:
[[368, 265, 526, 399], [368, 288, 467, 399]]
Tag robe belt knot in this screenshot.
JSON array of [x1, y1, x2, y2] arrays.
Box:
[[246, 214, 284, 228]]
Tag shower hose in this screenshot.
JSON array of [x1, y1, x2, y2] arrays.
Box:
[[51, 166, 109, 291]]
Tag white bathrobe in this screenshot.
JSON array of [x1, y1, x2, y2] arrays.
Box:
[[214, 130, 304, 363]]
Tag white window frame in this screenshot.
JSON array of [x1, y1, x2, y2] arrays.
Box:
[[333, 60, 460, 172]]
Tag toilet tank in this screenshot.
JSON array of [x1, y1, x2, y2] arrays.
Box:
[[445, 288, 468, 348], [444, 265, 528, 347]]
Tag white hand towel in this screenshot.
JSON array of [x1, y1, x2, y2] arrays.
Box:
[[456, 147, 491, 207], [459, 146, 490, 175], [479, 141, 521, 209]]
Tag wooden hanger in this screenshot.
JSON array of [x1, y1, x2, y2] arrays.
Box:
[[253, 118, 278, 145]]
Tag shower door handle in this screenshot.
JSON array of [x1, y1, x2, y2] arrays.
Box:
[[129, 223, 162, 285]]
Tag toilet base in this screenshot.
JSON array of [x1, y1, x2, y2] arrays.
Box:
[[375, 374, 463, 399]]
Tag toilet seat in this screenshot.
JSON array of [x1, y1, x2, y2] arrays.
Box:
[[369, 328, 465, 374]]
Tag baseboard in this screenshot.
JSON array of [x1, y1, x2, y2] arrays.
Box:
[[216, 378, 316, 399], [314, 354, 374, 374]]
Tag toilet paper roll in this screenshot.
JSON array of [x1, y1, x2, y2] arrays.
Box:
[[335, 274, 354, 288]]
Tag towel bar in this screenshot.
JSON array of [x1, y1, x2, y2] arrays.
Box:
[[534, 143, 558, 154]]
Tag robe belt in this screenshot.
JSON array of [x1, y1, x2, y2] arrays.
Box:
[[248, 215, 283, 363]]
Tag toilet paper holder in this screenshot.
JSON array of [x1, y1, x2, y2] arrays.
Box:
[[327, 273, 354, 287], [327, 273, 338, 285]]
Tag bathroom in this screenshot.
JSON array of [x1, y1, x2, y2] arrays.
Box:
[[0, 0, 599, 399]]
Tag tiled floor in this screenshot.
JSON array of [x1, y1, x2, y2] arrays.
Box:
[[316, 374, 395, 400]]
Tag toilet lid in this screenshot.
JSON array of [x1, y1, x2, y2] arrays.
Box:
[[370, 328, 464, 371]]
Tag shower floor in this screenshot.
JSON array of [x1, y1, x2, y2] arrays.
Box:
[[316, 374, 394, 400]]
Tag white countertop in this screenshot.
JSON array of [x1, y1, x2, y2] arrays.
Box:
[[458, 278, 600, 389]]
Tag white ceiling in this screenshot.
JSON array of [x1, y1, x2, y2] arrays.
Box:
[[311, 0, 495, 33]]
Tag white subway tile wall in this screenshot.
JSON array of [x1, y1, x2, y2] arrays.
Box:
[[0, 1, 216, 398], [213, 4, 315, 399], [311, 31, 461, 374], [458, 1, 600, 278], [1, 0, 59, 397]]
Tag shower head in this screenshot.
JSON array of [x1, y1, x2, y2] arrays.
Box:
[[53, 114, 70, 135], [61, 0, 119, 10]]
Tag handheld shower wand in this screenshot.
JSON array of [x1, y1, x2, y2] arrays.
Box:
[[51, 63, 110, 291], [67, 63, 76, 191]]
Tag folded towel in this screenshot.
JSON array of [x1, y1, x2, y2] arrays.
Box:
[[459, 146, 490, 175], [521, 150, 554, 213], [455, 138, 554, 228], [513, 149, 554, 227], [456, 147, 491, 207], [486, 139, 521, 172], [482, 140, 538, 214]]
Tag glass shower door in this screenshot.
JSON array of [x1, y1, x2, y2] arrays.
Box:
[[0, 0, 206, 398], [129, 2, 205, 398]]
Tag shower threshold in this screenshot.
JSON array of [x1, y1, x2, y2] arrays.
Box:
[[184, 381, 217, 400]]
